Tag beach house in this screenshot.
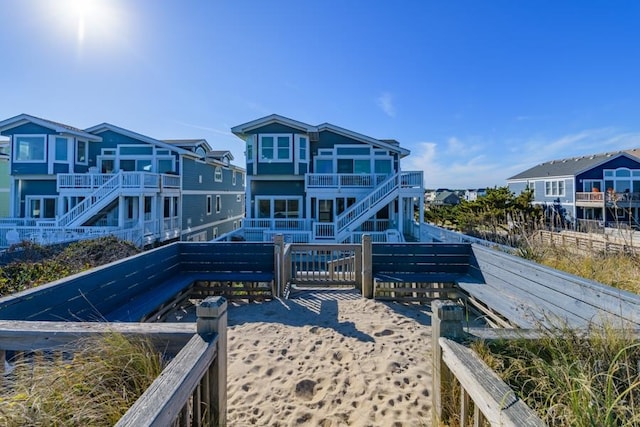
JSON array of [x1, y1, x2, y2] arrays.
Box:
[[507, 149, 640, 229], [0, 143, 9, 217], [0, 114, 244, 248], [231, 114, 424, 243]]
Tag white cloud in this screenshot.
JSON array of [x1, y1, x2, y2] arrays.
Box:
[[402, 128, 640, 189], [376, 92, 396, 118]]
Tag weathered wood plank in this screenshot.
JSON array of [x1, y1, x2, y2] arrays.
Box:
[[0, 321, 195, 354], [470, 244, 640, 327], [116, 334, 218, 427], [440, 338, 545, 427]]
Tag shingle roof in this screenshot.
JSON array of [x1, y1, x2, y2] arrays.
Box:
[[508, 149, 640, 180], [0, 113, 102, 141]]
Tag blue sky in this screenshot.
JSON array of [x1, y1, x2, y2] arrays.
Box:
[[3, 0, 640, 188]]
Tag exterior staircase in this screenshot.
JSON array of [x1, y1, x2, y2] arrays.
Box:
[[333, 172, 401, 242], [56, 172, 124, 227]]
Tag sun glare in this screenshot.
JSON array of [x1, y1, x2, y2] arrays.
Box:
[[48, 0, 126, 51]]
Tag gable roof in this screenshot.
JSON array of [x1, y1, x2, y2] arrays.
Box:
[[508, 150, 640, 181], [231, 114, 410, 158], [0, 113, 102, 141], [85, 123, 194, 157], [163, 138, 213, 152]]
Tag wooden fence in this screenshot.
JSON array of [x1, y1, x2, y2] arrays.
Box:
[[0, 296, 228, 427], [534, 229, 640, 254]]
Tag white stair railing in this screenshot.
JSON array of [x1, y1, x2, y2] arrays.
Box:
[[333, 173, 400, 240], [56, 172, 123, 227]]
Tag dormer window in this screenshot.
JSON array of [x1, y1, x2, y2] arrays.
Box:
[[195, 146, 206, 157]]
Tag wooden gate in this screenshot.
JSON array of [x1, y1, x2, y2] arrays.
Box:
[[283, 243, 362, 289]]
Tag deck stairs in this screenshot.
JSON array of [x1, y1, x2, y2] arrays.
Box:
[[56, 173, 124, 227], [332, 173, 401, 242]]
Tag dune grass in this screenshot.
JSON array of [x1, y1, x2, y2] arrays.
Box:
[[0, 333, 165, 426], [517, 236, 640, 295], [472, 324, 640, 426]]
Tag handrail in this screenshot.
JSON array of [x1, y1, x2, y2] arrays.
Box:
[[0, 297, 228, 427], [432, 301, 544, 426], [57, 172, 123, 227], [334, 173, 400, 240]]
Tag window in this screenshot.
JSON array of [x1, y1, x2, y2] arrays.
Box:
[[260, 134, 291, 162], [297, 135, 308, 162], [55, 137, 68, 161], [232, 171, 237, 186], [14, 135, 45, 162], [212, 227, 218, 239], [315, 159, 333, 173], [76, 140, 88, 164], [583, 180, 602, 192], [545, 180, 565, 197], [207, 195, 212, 215], [255, 197, 301, 218], [157, 159, 174, 173], [26, 197, 56, 218], [216, 195, 221, 213], [215, 167, 223, 182], [374, 159, 392, 174], [246, 136, 254, 162]]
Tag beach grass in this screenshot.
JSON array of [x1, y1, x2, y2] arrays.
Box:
[[472, 324, 640, 426], [0, 333, 165, 426]]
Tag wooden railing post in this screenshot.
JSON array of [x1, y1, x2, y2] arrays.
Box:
[[273, 234, 285, 298], [432, 300, 464, 425], [361, 234, 373, 298], [197, 296, 228, 426]]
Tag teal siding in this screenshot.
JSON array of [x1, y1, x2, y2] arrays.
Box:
[[12, 163, 48, 174], [256, 162, 294, 175], [313, 130, 363, 152], [247, 123, 301, 134], [53, 163, 70, 174], [182, 158, 237, 192], [251, 180, 304, 197], [88, 130, 181, 174], [1, 123, 56, 137]]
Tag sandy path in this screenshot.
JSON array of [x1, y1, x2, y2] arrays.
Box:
[[224, 289, 433, 426]]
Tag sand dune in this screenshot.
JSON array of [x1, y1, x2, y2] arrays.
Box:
[[224, 289, 433, 426]]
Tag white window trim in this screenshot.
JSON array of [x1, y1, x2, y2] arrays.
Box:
[[254, 196, 303, 218], [295, 135, 309, 162], [246, 135, 255, 163], [25, 196, 58, 218], [206, 195, 212, 215], [259, 134, 293, 163], [215, 166, 223, 182], [216, 195, 221, 213], [232, 171, 237, 186], [76, 139, 89, 165], [13, 134, 47, 163], [544, 179, 565, 197]]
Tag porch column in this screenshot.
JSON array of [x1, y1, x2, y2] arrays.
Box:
[[138, 195, 144, 229], [118, 195, 125, 227]]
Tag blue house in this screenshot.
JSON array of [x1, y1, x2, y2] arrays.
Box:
[[507, 149, 640, 229], [231, 114, 424, 243], [0, 114, 245, 248]]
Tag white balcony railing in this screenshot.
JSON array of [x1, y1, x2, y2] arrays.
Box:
[[243, 218, 310, 231], [58, 172, 181, 191], [305, 173, 389, 189]]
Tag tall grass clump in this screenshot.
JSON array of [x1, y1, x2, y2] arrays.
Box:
[[473, 324, 640, 426], [0, 333, 165, 426], [516, 236, 640, 295]]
